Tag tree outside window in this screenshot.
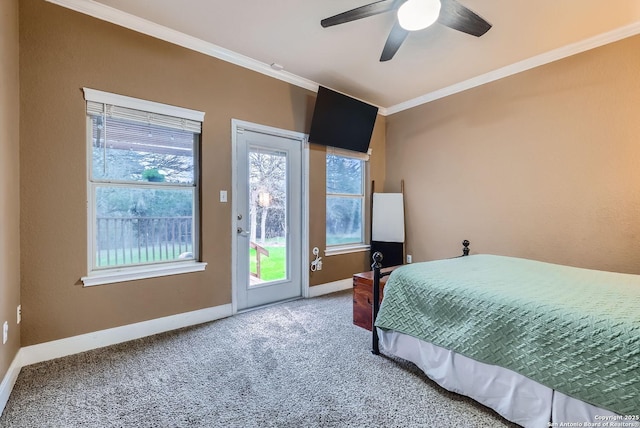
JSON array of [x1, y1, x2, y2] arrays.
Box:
[[87, 103, 200, 270], [326, 154, 365, 246]]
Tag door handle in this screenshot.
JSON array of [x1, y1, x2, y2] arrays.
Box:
[[237, 227, 250, 237]]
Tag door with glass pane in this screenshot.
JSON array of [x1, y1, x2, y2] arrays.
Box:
[[235, 127, 302, 311]]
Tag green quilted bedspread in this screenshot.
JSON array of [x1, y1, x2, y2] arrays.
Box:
[[375, 254, 640, 415]]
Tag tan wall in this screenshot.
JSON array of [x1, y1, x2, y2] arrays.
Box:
[[385, 34, 640, 274], [19, 0, 385, 346], [0, 0, 21, 378]]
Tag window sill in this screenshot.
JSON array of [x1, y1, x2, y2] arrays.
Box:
[[81, 261, 208, 287], [324, 244, 370, 257]]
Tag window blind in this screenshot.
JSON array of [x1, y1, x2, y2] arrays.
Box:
[[86, 101, 202, 134], [83, 87, 204, 133]]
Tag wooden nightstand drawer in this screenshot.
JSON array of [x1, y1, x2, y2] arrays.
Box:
[[352, 266, 399, 331]]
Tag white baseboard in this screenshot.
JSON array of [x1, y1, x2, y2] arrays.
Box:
[[19, 303, 233, 367], [308, 278, 352, 298], [0, 352, 22, 417]]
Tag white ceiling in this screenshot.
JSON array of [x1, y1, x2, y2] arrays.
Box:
[[53, 0, 640, 113]]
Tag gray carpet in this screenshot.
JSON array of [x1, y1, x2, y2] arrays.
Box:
[[1, 291, 518, 427]]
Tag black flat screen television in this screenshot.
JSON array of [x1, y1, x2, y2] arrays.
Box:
[[308, 86, 378, 154]]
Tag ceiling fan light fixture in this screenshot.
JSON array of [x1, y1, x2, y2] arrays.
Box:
[[397, 0, 441, 31]]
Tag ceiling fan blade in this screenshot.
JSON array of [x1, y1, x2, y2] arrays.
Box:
[[321, 0, 402, 28], [437, 0, 492, 37], [380, 21, 409, 62]]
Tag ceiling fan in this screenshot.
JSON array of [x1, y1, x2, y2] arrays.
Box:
[[321, 0, 492, 62]]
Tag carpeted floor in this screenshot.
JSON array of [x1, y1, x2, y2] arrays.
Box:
[[0, 291, 518, 427]]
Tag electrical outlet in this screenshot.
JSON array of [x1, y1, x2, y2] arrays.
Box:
[[2, 321, 8, 345], [17, 305, 21, 324], [406, 254, 412, 264]]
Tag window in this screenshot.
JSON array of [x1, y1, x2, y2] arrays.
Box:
[[326, 150, 367, 251], [81, 88, 206, 286]]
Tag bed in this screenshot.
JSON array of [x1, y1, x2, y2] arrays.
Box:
[[371, 244, 640, 428]]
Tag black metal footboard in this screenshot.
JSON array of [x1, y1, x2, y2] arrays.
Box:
[[371, 240, 470, 355]]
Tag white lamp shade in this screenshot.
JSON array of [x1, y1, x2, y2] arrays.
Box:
[[397, 0, 441, 31]]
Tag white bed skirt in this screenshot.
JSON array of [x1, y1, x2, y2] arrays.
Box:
[[378, 329, 624, 428]]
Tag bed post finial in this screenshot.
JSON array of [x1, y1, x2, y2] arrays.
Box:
[[372, 251, 383, 270], [462, 240, 470, 256]]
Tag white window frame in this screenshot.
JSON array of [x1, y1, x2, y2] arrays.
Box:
[[80, 88, 207, 286], [325, 147, 370, 257]]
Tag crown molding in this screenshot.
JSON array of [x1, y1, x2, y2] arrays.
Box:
[[45, 0, 321, 93], [46, 0, 390, 115], [385, 20, 640, 115], [45, 0, 639, 117]]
